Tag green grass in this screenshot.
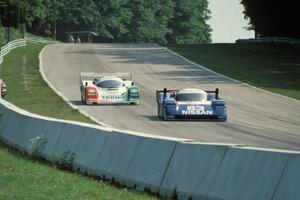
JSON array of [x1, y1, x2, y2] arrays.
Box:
[[0, 143, 156, 200], [25, 32, 56, 41], [0, 44, 157, 200], [0, 44, 94, 123], [165, 43, 300, 100]]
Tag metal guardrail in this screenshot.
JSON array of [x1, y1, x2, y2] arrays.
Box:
[[0, 37, 55, 64], [236, 37, 300, 47]]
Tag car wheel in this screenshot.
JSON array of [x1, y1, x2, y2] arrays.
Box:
[[81, 94, 84, 103], [162, 106, 168, 121], [219, 117, 227, 122], [157, 105, 161, 117]]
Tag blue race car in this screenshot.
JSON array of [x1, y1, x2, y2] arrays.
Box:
[[156, 88, 227, 121]]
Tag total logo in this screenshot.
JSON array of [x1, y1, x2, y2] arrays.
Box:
[[102, 95, 126, 100], [182, 105, 213, 115]]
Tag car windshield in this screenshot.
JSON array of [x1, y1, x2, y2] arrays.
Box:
[[176, 93, 207, 101], [97, 80, 122, 88]]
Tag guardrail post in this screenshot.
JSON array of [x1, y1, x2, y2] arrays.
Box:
[[7, 43, 11, 52]]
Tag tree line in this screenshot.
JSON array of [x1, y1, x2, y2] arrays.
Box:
[[0, 0, 211, 43], [241, 0, 299, 39]]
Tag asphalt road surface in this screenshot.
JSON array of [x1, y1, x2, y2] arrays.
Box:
[[41, 43, 300, 150]]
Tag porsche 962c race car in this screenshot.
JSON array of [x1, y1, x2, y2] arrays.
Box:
[[80, 72, 139, 105], [156, 88, 227, 121]]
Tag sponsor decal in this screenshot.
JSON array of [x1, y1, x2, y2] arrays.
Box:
[[101, 95, 126, 100], [182, 105, 213, 115]]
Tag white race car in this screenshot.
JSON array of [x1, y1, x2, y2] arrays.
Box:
[[80, 72, 140, 105], [0, 79, 7, 98]]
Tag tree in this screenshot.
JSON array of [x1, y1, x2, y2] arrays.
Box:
[[0, 0, 24, 27], [55, 0, 101, 40], [241, 0, 300, 38], [124, 0, 174, 43], [94, 0, 133, 41], [167, 0, 211, 44], [1, 0, 212, 43]]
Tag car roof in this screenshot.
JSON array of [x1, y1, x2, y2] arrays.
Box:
[[177, 88, 207, 94]]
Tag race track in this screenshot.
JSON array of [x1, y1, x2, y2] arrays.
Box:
[[41, 43, 300, 150]]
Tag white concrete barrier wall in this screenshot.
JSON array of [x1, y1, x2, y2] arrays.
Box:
[[93, 130, 140, 182], [17, 116, 48, 152], [116, 130, 177, 193], [273, 154, 300, 200], [205, 147, 290, 200], [0, 99, 183, 195], [1, 98, 300, 200], [160, 143, 229, 199], [72, 127, 111, 175], [36, 120, 65, 159], [0, 109, 28, 150], [0, 107, 13, 135], [161, 143, 299, 200], [51, 123, 85, 160]]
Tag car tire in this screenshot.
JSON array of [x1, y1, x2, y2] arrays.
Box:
[[81, 94, 84, 103], [219, 117, 227, 122], [162, 106, 168, 121], [157, 105, 161, 118]]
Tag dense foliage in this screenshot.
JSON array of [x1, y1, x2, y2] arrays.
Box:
[[0, 0, 211, 43], [241, 0, 300, 38]]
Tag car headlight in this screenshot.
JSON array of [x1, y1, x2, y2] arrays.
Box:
[[129, 88, 138, 93], [88, 89, 97, 94]]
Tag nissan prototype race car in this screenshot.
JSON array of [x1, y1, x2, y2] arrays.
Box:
[[80, 72, 139, 105], [0, 79, 7, 98], [156, 88, 227, 121]]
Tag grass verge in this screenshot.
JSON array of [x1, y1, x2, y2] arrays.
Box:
[[0, 143, 156, 200], [1, 44, 94, 123], [0, 44, 157, 200], [165, 43, 300, 100]]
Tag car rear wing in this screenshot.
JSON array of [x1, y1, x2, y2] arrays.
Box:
[[206, 88, 219, 99], [80, 72, 132, 81], [156, 88, 179, 101], [156, 88, 220, 100]]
